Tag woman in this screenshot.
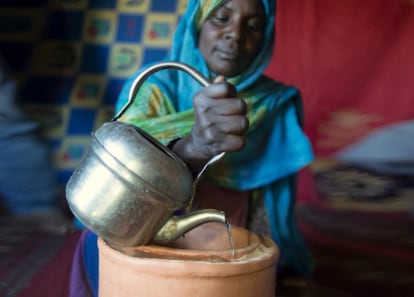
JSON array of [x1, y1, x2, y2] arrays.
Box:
[[70, 0, 314, 295]]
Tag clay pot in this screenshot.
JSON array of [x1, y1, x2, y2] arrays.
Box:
[[98, 223, 279, 297]]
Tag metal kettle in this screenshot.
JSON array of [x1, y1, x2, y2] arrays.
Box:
[[65, 62, 226, 248]]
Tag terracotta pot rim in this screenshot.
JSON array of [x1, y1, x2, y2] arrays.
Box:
[[98, 236, 279, 277]]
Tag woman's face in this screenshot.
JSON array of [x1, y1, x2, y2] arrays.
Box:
[[198, 0, 265, 77]]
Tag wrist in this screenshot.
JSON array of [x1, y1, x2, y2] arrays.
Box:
[[169, 136, 210, 174]]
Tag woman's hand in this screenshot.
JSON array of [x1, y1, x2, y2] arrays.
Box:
[[171, 76, 249, 172], [191, 75, 249, 157]]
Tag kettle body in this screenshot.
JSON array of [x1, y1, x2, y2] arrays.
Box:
[[65, 62, 226, 248], [66, 121, 194, 247]]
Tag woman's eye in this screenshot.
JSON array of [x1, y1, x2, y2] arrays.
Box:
[[210, 14, 229, 25], [247, 20, 265, 32]]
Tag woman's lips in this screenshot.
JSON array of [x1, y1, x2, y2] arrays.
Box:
[[216, 49, 239, 60]]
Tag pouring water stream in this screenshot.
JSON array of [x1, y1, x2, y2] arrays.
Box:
[[184, 151, 235, 256]]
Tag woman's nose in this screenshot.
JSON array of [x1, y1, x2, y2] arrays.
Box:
[[225, 21, 243, 42]]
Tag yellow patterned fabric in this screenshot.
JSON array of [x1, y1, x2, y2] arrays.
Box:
[[194, 0, 223, 30]]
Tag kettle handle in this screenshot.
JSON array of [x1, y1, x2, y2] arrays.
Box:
[[113, 62, 211, 121], [113, 61, 225, 214]]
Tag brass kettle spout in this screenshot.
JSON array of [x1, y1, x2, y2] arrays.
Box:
[[153, 209, 227, 244]]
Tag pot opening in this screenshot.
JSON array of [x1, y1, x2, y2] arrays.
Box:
[[117, 225, 278, 263]]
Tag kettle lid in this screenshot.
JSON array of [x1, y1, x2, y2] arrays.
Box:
[[93, 121, 194, 203]]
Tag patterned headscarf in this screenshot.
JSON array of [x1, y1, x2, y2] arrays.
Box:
[[169, 0, 276, 91], [194, 0, 222, 31]]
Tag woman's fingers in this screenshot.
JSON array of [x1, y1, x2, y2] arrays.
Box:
[[202, 78, 238, 99], [191, 77, 249, 156]]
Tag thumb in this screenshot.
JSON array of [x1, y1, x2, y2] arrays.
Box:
[[213, 75, 226, 83]]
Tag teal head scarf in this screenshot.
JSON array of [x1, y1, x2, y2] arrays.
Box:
[[169, 0, 276, 91], [116, 0, 315, 276]]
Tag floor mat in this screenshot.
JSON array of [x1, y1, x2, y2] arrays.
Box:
[[295, 205, 414, 297], [282, 158, 414, 297], [0, 219, 81, 297]]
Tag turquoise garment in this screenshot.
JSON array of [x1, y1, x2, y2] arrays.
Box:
[[114, 0, 314, 275]]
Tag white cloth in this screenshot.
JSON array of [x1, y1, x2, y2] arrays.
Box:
[[336, 120, 414, 175]]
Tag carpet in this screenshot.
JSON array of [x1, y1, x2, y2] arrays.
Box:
[[290, 205, 414, 297], [0, 219, 81, 297]]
